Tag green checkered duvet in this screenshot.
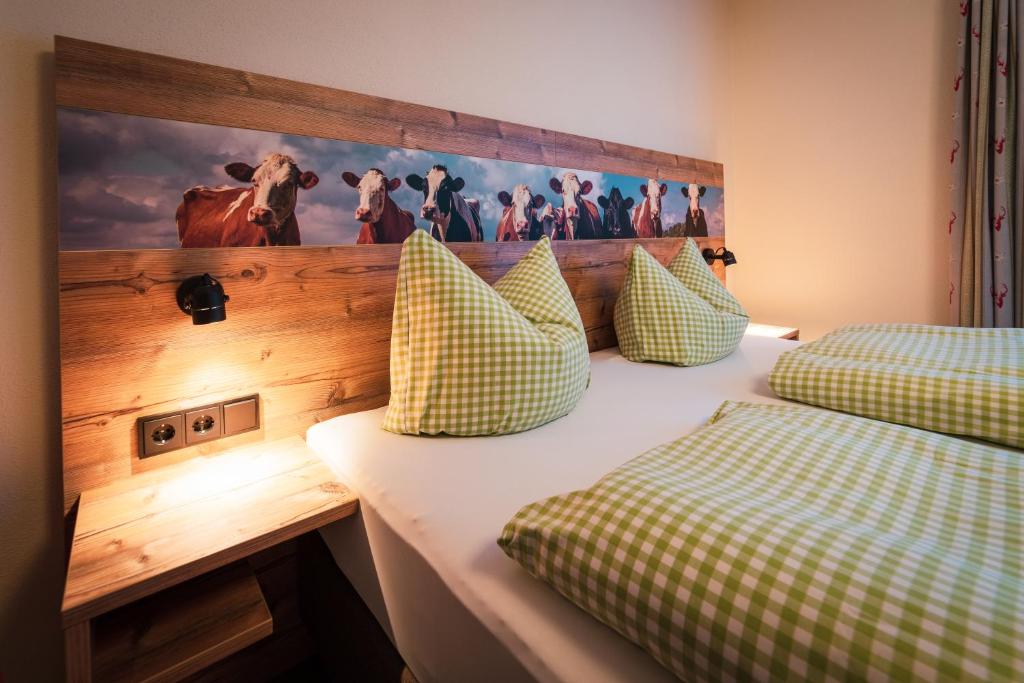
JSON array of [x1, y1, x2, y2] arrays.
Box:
[[383, 229, 589, 435], [770, 323, 1024, 449], [614, 239, 748, 366], [500, 401, 1023, 682]]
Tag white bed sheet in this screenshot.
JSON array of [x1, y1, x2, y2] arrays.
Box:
[[309, 336, 797, 683]]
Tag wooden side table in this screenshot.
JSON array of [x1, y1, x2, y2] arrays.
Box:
[[746, 323, 800, 341], [61, 436, 357, 682]]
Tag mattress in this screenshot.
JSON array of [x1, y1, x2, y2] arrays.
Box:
[[308, 335, 797, 683]]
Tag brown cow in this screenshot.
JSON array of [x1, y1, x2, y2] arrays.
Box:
[[632, 178, 667, 238], [341, 168, 416, 244], [538, 202, 564, 239], [495, 184, 546, 241], [176, 153, 319, 247]]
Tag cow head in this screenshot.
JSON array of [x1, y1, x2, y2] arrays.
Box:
[[538, 202, 555, 237], [225, 154, 318, 236], [342, 168, 401, 223], [639, 179, 668, 219], [549, 173, 593, 236], [539, 202, 564, 239], [498, 184, 546, 240], [406, 165, 465, 231], [597, 187, 635, 238], [681, 184, 707, 220]]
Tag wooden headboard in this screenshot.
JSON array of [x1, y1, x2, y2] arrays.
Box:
[[56, 36, 726, 511]]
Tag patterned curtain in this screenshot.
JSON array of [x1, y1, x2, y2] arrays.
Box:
[[949, 0, 1022, 327]]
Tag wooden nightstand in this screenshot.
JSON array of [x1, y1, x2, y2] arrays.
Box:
[[746, 323, 800, 341], [61, 436, 357, 683]]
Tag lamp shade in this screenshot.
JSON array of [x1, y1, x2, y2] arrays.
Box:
[[176, 274, 229, 325], [701, 247, 737, 267]]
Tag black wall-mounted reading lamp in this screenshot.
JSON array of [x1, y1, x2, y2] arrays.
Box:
[[702, 247, 737, 267], [176, 274, 230, 325]]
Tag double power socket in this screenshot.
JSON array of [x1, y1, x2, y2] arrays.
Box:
[[138, 394, 260, 458]]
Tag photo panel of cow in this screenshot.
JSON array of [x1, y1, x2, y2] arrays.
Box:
[[57, 107, 724, 250]]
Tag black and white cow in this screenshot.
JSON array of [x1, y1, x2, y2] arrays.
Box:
[[597, 187, 636, 239], [681, 184, 709, 237], [406, 165, 482, 242]]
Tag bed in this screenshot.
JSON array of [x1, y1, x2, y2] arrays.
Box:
[[307, 334, 797, 683]]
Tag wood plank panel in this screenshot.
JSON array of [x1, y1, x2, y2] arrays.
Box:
[[59, 238, 723, 509], [180, 620, 314, 683], [55, 37, 729, 512], [178, 541, 318, 683], [64, 620, 93, 683], [61, 437, 358, 625], [54, 36, 723, 186], [92, 562, 272, 683]]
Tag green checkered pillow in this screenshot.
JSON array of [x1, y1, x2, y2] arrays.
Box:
[[770, 323, 1024, 448], [383, 229, 589, 435], [614, 239, 748, 365], [500, 400, 1023, 681]]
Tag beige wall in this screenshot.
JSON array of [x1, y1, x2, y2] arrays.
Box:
[[720, 0, 957, 340], [0, 1, 727, 679]]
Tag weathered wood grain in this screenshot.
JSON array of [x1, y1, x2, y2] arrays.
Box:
[[61, 437, 358, 625], [54, 36, 723, 186], [92, 562, 273, 683], [54, 37, 728, 510], [178, 540, 317, 683], [65, 620, 93, 683], [59, 238, 723, 508]]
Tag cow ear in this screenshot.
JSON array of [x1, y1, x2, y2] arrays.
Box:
[[498, 191, 513, 207], [532, 193, 546, 209], [298, 171, 319, 190], [698, 185, 707, 196], [549, 177, 562, 193], [449, 177, 465, 193], [580, 180, 593, 195], [659, 183, 668, 196], [623, 197, 635, 210], [388, 177, 402, 192], [225, 162, 256, 182], [342, 171, 361, 188], [681, 185, 690, 198], [406, 174, 424, 191], [639, 184, 648, 197], [597, 195, 609, 209]]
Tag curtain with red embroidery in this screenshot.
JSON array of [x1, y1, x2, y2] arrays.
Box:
[[949, 0, 1021, 327]]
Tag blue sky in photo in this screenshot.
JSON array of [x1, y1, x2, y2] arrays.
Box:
[[57, 107, 724, 250]]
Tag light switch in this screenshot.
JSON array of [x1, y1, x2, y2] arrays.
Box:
[[185, 405, 223, 445], [140, 413, 185, 457], [223, 396, 259, 436]]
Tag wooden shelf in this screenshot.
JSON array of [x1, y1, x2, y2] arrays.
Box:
[[62, 436, 358, 627], [61, 436, 359, 682], [746, 323, 800, 341], [93, 562, 272, 683]]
